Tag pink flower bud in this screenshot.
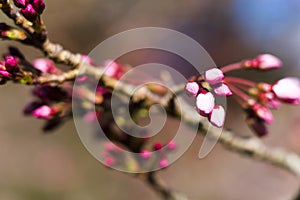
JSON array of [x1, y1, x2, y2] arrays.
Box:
[[104, 60, 123, 79], [196, 91, 215, 115], [140, 150, 151, 159], [185, 81, 199, 97], [83, 111, 99, 123], [153, 142, 163, 150], [13, 0, 29, 8], [4, 55, 18, 70], [167, 141, 177, 150], [81, 54, 95, 66], [104, 157, 116, 167], [255, 54, 282, 70], [252, 103, 273, 124], [204, 68, 224, 85], [21, 4, 37, 21], [159, 158, 169, 168], [209, 105, 225, 128], [32, 0, 45, 14], [214, 83, 232, 97], [33, 105, 54, 119], [33, 58, 60, 74], [272, 77, 300, 104], [0, 70, 11, 77]]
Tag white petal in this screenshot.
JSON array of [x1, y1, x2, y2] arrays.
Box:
[[204, 68, 224, 85], [210, 105, 225, 128], [214, 83, 232, 97], [196, 92, 215, 114]]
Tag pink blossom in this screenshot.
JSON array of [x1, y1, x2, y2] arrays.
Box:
[[140, 150, 151, 159], [209, 105, 225, 128], [104, 157, 116, 166], [196, 92, 215, 115], [32, 0, 45, 14], [185, 82, 199, 97], [83, 111, 99, 123], [4, 55, 18, 69], [256, 54, 282, 70], [272, 77, 300, 104], [104, 60, 123, 79], [167, 141, 177, 150], [13, 0, 29, 8], [0, 70, 10, 77], [81, 55, 95, 66], [252, 103, 273, 124], [33, 105, 54, 119], [204, 68, 224, 85], [33, 58, 60, 74], [21, 4, 37, 21], [159, 158, 169, 168], [214, 83, 232, 97]]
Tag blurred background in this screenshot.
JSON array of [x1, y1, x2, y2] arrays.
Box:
[[0, 0, 300, 199]]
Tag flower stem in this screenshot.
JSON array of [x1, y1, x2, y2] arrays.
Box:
[[220, 62, 243, 73], [225, 77, 256, 87]]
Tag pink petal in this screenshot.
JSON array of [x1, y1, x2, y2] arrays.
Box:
[[33, 105, 53, 119], [204, 68, 224, 85], [33, 58, 60, 74], [196, 92, 215, 114], [209, 105, 225, 128], [167, 141, 177, 150], [185, 82, 199, 97], [159, 158, 169, 168], [140, 150, 151, 159], [256, 54, 282, 70], [272, 77, 300, 104], [214, 83, 232, 97], [0, 70, 11, 77], [104, 60, 123, 79], [252, 104, 273, 124]]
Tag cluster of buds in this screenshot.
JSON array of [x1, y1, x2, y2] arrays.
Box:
[[23, 58, 72, 131], [185, 68, 230, 128], [102, 140, 177, 170], [0, 48, 34, 85], [186, 54, 300, 136], [13, 0, 45, 21]]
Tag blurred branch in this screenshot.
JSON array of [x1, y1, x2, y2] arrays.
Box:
[[139, 173, 189, 200]]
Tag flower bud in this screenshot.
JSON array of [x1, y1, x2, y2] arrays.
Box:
[[33, 58, 60, 74], [21, 4, 37, 21], [214, 83, 232, 97], [255, 54, 282, 70], [33, 105, 54, 119], [140, 150, 151, 159], [32, 0, 45, 14], [272, 77, 300, 104], [209, 105, 225, 128], [13, 0, 29, 8], [196, 91, 215, 115], [159, 158, 169, 168], [3, 55, 18, 71], [185, 81, 199, 97], [204, 68, 224, 85]]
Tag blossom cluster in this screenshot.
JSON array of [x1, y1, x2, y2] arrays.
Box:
[[186, 54, 300, 136]]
